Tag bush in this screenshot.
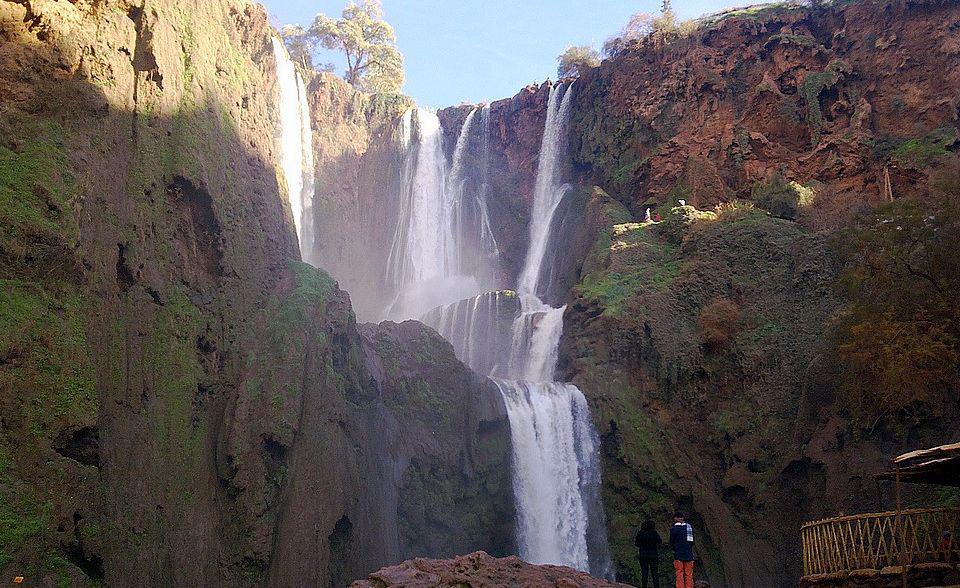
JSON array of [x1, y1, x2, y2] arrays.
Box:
[[602, 13, 655, 57], [833, 190, 960, 426], [655, 204, 718, 244], [698, 298, 741, 351], [836, 310, 957, 425], [891, 126, 958, 169], [751, 175, 815, 220]]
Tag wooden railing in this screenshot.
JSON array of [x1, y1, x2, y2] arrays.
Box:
[[801, 507, 960, 576]]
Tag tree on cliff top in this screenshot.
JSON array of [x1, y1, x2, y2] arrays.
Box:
[[602, 3, 693, 57], [557, 45, 600, 78], [602, 13, 656, 56], [283, 0, 404, 94]]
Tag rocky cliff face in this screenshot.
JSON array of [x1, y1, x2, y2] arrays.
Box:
[[308, 79, 556, 319], [570, 0, 960, 220], [0, 1, 511, 586], [305, 73, 411, 320], [438, 83, 554, 285], [6, 0, 959, 586], [555, 2, 960, 586]]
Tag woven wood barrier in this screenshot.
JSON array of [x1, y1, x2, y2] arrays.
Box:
[[801, 507, 960, 575]]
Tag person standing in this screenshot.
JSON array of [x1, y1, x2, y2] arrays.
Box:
[[669, 511, 694, 588], [634, 518, 661, 588]]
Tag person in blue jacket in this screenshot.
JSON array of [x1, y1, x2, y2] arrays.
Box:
[[669, 510, 694, 588]]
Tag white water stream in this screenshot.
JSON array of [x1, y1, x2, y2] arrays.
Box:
[[271, 36, 316, 261], [383, 106, 498, 320]]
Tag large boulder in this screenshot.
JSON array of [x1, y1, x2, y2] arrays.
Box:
[[350, 551, 631, 588]]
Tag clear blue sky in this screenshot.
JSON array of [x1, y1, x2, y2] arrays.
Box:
[[260, 0, 734, 107]]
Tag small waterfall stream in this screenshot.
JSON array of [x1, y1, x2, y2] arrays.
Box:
[[271, 36, 316, 261]]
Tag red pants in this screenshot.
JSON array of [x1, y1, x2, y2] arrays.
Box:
[[673, 560, 693, 588]]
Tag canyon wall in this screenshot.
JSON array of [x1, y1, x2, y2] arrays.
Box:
[[557, 1, 960, 585], [569, 0, 960, 218], [0, 1, 511, 586], [4, 0, 959, 586]]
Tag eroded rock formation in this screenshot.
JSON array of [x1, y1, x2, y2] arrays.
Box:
[[4, 0, 960, 586], [306, 1, 960, 586]]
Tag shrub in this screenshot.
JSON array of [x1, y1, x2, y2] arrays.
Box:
[[655, 205, 718, 245], [713, 199, 755, 219], [751, 175, 815, 220], [837, 310, 957, 426], [602, 13, 655, 57], [557, 45, 600, 78], [698, 298, 742, 351], [800, 60, 850, 144], [891, 126, 958, 169]]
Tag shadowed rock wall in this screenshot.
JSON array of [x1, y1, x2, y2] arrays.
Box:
[[0, 1, 512, 586]]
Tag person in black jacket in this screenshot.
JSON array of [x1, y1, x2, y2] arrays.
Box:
[[634, 518, 661, 588]]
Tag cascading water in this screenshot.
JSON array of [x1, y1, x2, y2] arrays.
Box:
[[271, 36, 316, 260], [420, 83, 612, 577], [382, 107, 498, 320]]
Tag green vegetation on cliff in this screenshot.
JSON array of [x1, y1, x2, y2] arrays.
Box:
[[888, 127, 958, 170], [800, 60, 850, 145], [566, 188, 839, 585], [282, 0, 405, 93], [0, 118, 96, 582]]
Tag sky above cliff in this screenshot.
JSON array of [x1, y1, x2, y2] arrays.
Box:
[[261, 0, 732, 107]]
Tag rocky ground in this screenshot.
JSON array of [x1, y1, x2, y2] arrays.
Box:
[[349, 551, 633, 588]]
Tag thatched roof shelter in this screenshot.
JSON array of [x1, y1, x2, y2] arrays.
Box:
[[875, 442, 960, 487]]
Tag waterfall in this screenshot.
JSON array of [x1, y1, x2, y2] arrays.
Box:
[[382, 107, 498, 320], [517, 83, 575, 297], [494, 380, 601, 573], [271, 36, 316, 259], [420, 82, 613, 577], [449, 108, 477, 192], [422, 290, 520, 378], [297, 75, 316, 262], [477, 104, 500, 263], [448, 108, 478, 275]]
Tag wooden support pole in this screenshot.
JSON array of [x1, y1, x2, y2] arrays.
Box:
[[896, 465, 907, 588]]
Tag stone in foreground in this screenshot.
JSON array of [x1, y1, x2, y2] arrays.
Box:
[[350, 551, 630, 588]]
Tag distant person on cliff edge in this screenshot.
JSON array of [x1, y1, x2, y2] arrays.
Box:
[[669, 511, 694, 588], [634, 518, 661, 588]]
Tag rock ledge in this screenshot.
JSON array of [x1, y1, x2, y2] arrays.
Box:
[[350, 551, 630, 588]]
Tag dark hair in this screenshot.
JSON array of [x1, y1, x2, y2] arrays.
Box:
[[674, 510, 685, 519], [641, 519, 655, 532]]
